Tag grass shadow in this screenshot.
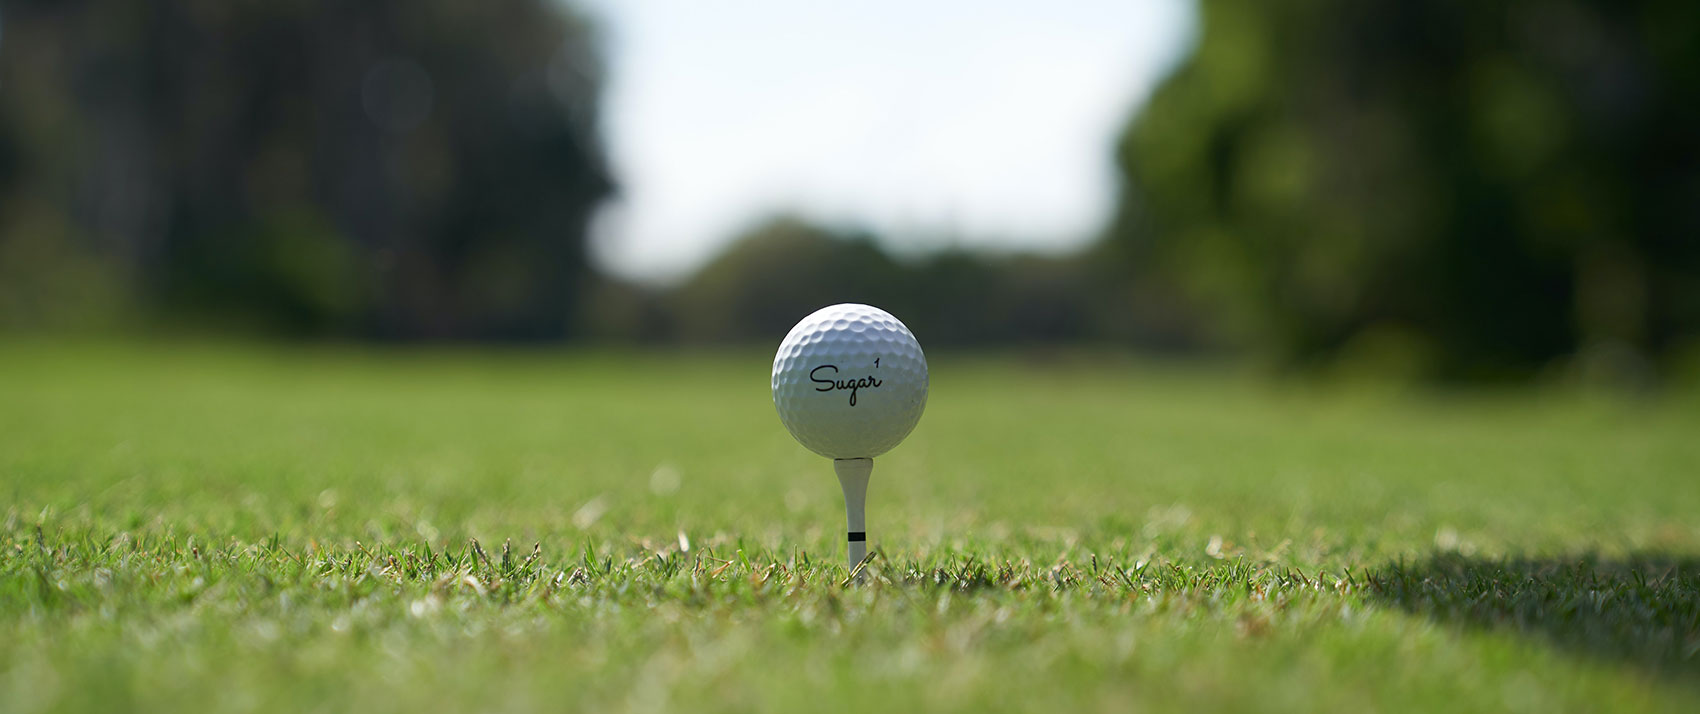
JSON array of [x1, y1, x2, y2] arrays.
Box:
[[1366, 552, 1700, 679]]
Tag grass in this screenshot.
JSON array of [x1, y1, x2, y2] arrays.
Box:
[[1, 339, 1697, 713]]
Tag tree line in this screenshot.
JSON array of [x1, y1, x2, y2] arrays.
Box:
[[2, 0, 1695, 379], [1, 0, 610, 339]]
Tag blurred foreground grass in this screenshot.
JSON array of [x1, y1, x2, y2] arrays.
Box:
[[1, 340, 1697, 713]]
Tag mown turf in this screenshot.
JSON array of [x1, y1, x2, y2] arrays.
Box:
[[1, 340, 1697, 713]]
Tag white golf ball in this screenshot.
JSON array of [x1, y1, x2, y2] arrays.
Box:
[[772, 303, 928, 459]]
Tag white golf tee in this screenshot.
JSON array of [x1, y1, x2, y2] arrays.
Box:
[[834, 457, 872, 578]]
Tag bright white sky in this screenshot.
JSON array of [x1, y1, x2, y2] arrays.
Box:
[[572, 1, 1197, 283]]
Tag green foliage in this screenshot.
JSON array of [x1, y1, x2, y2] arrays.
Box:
[[0, 201, 128, 332], [1110, 0, 1700, 378], [668, 217, 908, 342], [654, 216, 1175, 346], [1, 342, 1697, 712], [0, 1, 611, 339]]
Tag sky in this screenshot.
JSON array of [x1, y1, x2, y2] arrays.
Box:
[[572, 1, 1197, 284]]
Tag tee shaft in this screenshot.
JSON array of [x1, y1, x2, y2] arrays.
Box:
[[833, 457, 872, 577]]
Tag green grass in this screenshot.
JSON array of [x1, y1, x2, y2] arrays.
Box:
[[2, 340, 1697, 713]]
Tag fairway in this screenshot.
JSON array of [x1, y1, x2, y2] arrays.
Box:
[[2, 341, 1697, 713]]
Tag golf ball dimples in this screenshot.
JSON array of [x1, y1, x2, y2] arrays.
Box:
[[772, 304, 928, 459]]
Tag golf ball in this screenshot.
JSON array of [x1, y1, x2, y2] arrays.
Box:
[[772, 303, 928, 459]]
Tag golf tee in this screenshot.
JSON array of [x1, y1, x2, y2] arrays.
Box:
[[834, 457, 872, 578]]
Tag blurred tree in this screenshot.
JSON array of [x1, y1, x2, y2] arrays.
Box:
[[1108, 0, 1700, 377], [659, 216, 1160, 347], [666, 217, 911, 343], [0, 0, 610, 339]]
